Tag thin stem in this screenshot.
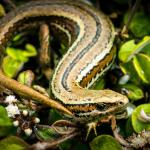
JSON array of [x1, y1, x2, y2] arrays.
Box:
[[3, 0, 16, 9], [127, 0, 141, 29], [39, 24, 50, 68], [95, 0, 100, 10], [113, 128, 131, 147], [30, 132, 80, 150], [122, 0, 141, 34], [0, 70, 73, 116]]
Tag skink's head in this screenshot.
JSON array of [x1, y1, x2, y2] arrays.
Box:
[[72, 90, 128, 122]]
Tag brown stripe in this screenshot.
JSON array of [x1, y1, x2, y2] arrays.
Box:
[[80, 47, 116, 87], [67, 104, 96, 112]]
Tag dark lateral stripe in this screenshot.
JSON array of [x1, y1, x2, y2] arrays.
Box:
[[61, 5, 101, 91]]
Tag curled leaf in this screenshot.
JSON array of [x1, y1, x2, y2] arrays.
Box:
[[6, 44, 37, 62], [120, 84, 144, 101], [132, 104, 150, 133]]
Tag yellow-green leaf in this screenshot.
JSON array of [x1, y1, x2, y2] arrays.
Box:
[[119, 40, 136, 62], [0, 4, 5, 17], [132, 104, 150, 133], [6, 47, 28, 62], [133, 53, 150, 84], [24, 44, 37, 57], [118, 36, 150, 63], [17, 70, 34, 86], [120, 61, 141, 85], [6, 44, 37, 62], [2, 56, 23, 78]]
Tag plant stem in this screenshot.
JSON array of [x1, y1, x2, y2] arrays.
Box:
[[30, 132, 80, 150], [122, 0, 141, 34], [0, 70, 73, 116]]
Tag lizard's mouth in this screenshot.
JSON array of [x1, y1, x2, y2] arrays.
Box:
[[115, 104, 128, 119]]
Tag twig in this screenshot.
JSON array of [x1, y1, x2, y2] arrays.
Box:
[[0, 70, 73, 116], [113, 128, 131, 147], [39, 24, 50, 68], [30, 131, 80, 150], [95, 0, 100, 10], [39, 24, 53, 79], [121, 0, 141, 35], [3, 0, 16, 9]]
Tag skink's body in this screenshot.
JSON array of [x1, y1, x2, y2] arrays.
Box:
[[0, 0, 128, 121]]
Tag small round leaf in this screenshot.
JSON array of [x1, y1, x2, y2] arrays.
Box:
[[90, 135, 122, 150]]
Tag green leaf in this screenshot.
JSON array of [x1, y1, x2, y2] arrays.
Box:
[[132, 104, 150, 133], [120, 61, 141, 85], [119, 37, 150, 85], [0, 106, 12, 126], [17, 70, 34, 86], [124, 12, 150, 37], [119, 40, 136, 62], [120, 84, 144, 101], [133, 53, 150, 84], [13, 34, 23, 42], [0, 4, 6, 17], [90, 135, 122, 150], [141, 36, 150, 56], [48, 109, 63, 124], [35, 127, 59, 141], [6, 47, 28, 62], [6, 44, 37, 62], [0, 105, 13, 136], [23, 44, 37, 57], [3, 44, 37, 78], [0, 136, 30, 150], [118, 36, 150, 63], [2, 56, 23, 78]]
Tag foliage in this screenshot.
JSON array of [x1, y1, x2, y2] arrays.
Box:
[[124, 12, 150, 37], [0, 136, 29, 150], [119, 36, 150, 84], [0, 106, 13, 136], [0, 0, 150, 149], [2, 43, 37, 78], [132, 104, 150, 133], [90, 135, 122, 150]]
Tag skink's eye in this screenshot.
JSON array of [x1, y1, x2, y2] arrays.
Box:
[[97, 103, 108, 111], [118, 102, 124, 105]]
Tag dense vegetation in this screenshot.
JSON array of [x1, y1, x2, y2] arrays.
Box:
[[0, 0, 149, 149]]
